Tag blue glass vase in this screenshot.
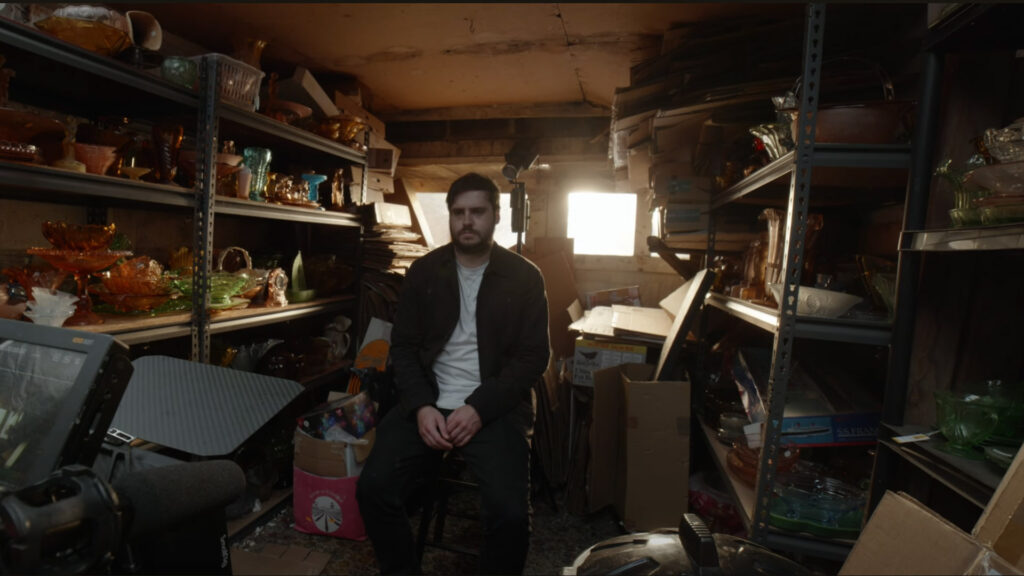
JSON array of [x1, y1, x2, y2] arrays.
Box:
[[242, 147, 272, 202]]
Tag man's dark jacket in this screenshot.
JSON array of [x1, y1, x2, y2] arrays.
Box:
[[389, 243, 550, 425]]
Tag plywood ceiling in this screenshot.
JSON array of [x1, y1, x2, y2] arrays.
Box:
[[116, 3, 801, 119]]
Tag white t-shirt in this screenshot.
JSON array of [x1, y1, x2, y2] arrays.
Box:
[[433, 260, 487, 409]]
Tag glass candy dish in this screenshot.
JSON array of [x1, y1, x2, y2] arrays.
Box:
[[95, 256, 175, 313], [26, 248, 131, 325], [42, 220, 116, 252], [934, 389, 1002, 459], [99, 256, 171, 295]]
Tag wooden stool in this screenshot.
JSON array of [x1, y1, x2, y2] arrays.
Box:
[[415, 449, 481, 563]]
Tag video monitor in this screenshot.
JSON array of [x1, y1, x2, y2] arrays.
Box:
[[0, 319, 132, 491]]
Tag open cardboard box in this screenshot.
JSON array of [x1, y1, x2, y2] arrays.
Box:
[[974, 442, 1024, 571], [841, 443, 1024, 575], [588, 363, 690, 532]]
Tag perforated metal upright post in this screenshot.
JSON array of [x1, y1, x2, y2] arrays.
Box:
[[360, 129, 370, 204], [190, 55, 220, 363], [749, 3, 825, 546]]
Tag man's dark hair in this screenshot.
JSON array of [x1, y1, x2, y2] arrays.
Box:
[[446, 172, 500, 211]]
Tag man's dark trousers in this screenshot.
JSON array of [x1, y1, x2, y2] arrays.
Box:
[[356, 402, 533, 575]]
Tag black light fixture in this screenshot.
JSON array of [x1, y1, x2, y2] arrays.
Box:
[[501, 140, 540, 183], [501, 140, 539, 254]]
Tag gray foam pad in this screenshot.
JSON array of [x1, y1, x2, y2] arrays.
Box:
[[111, 355, 304, 456]]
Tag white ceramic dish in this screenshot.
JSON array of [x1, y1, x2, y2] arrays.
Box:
[[768, 283, 862, 318]]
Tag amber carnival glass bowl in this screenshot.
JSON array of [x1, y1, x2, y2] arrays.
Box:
[[42, 220, 116, 252]]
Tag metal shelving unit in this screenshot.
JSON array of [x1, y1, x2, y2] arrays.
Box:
[[711, 146, 910, 209], [0, 18, 199, 108], [900, 223, 1024, 252], [868, 2, 1024, 517], [218, 106, 366, 164], [701, 4, 913, 559], [215, 196, 361, 227], [706, 295, 891, 346], [75, 295, 356, 346], [0, 162, 195, 208], [0, 19, 367, 364], [877, 424, 1003, 510]]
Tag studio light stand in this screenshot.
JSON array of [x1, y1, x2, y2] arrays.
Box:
[[502, 140, 539, 255], [510, 179, 527, 254]]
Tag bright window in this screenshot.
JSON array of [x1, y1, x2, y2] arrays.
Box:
[[567, 191, 637, 256], [415, 192, 517, 250]]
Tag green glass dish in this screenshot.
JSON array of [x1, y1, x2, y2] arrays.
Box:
[[935, 390, 1001, 459], [170, 273, 246, 305]]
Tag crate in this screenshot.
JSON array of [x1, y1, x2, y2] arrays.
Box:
[[187, 53, 265, 111]]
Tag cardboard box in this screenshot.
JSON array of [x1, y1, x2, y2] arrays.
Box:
[[651, 113, 710, 155], [610, 305, 673, 342], [661, 203, 709, 234], [589, 363, 690, 532], [367, 131, 400, 177], [231, 544, 330, 576], [276, 67, 341, 119], [731, 348, 880, 446], [627, 146, 652, 192], [334, 90, 386, 137], [974, 443, 1024, 571], [293, 427, 375, 478], [367, 172, 395, 196], [584, 285, 641, 309], [297, 391, 378, 440], [572, 337, 647, 388], [840, 491, 1022, 575], [292, 466, 366, 541]]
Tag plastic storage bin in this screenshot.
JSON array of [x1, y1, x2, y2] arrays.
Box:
[[187, 53, 264, 111]]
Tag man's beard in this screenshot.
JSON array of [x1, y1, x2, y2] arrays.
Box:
[[451, 226, 494, 255]]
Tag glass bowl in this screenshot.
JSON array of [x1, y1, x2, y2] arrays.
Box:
[[34, 15, 130, 57], [769, 462, 866, 539], [2, 266, 70, 297], [949, 207, 983, 227], [966, 161, 1024, 196], [935, 390, 1002, 459], [983, 121, 1024, 163], [41, 221, 116, 252], [99, 256, 171, 296], [980, 203, 1024, 226], [92, 286, 174, 313], [978, 380, 1024, 443], [171, 273, 247, 305], [73, 142, 119, 176], [177, 150, 244, 184], [726, 441, 800, 488]]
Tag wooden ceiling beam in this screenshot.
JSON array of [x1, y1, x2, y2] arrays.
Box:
[[378, 101, 610, 122], [397, 136, 607, 163]]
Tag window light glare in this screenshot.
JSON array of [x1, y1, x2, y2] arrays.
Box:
[[567, 191, 636, 256]]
